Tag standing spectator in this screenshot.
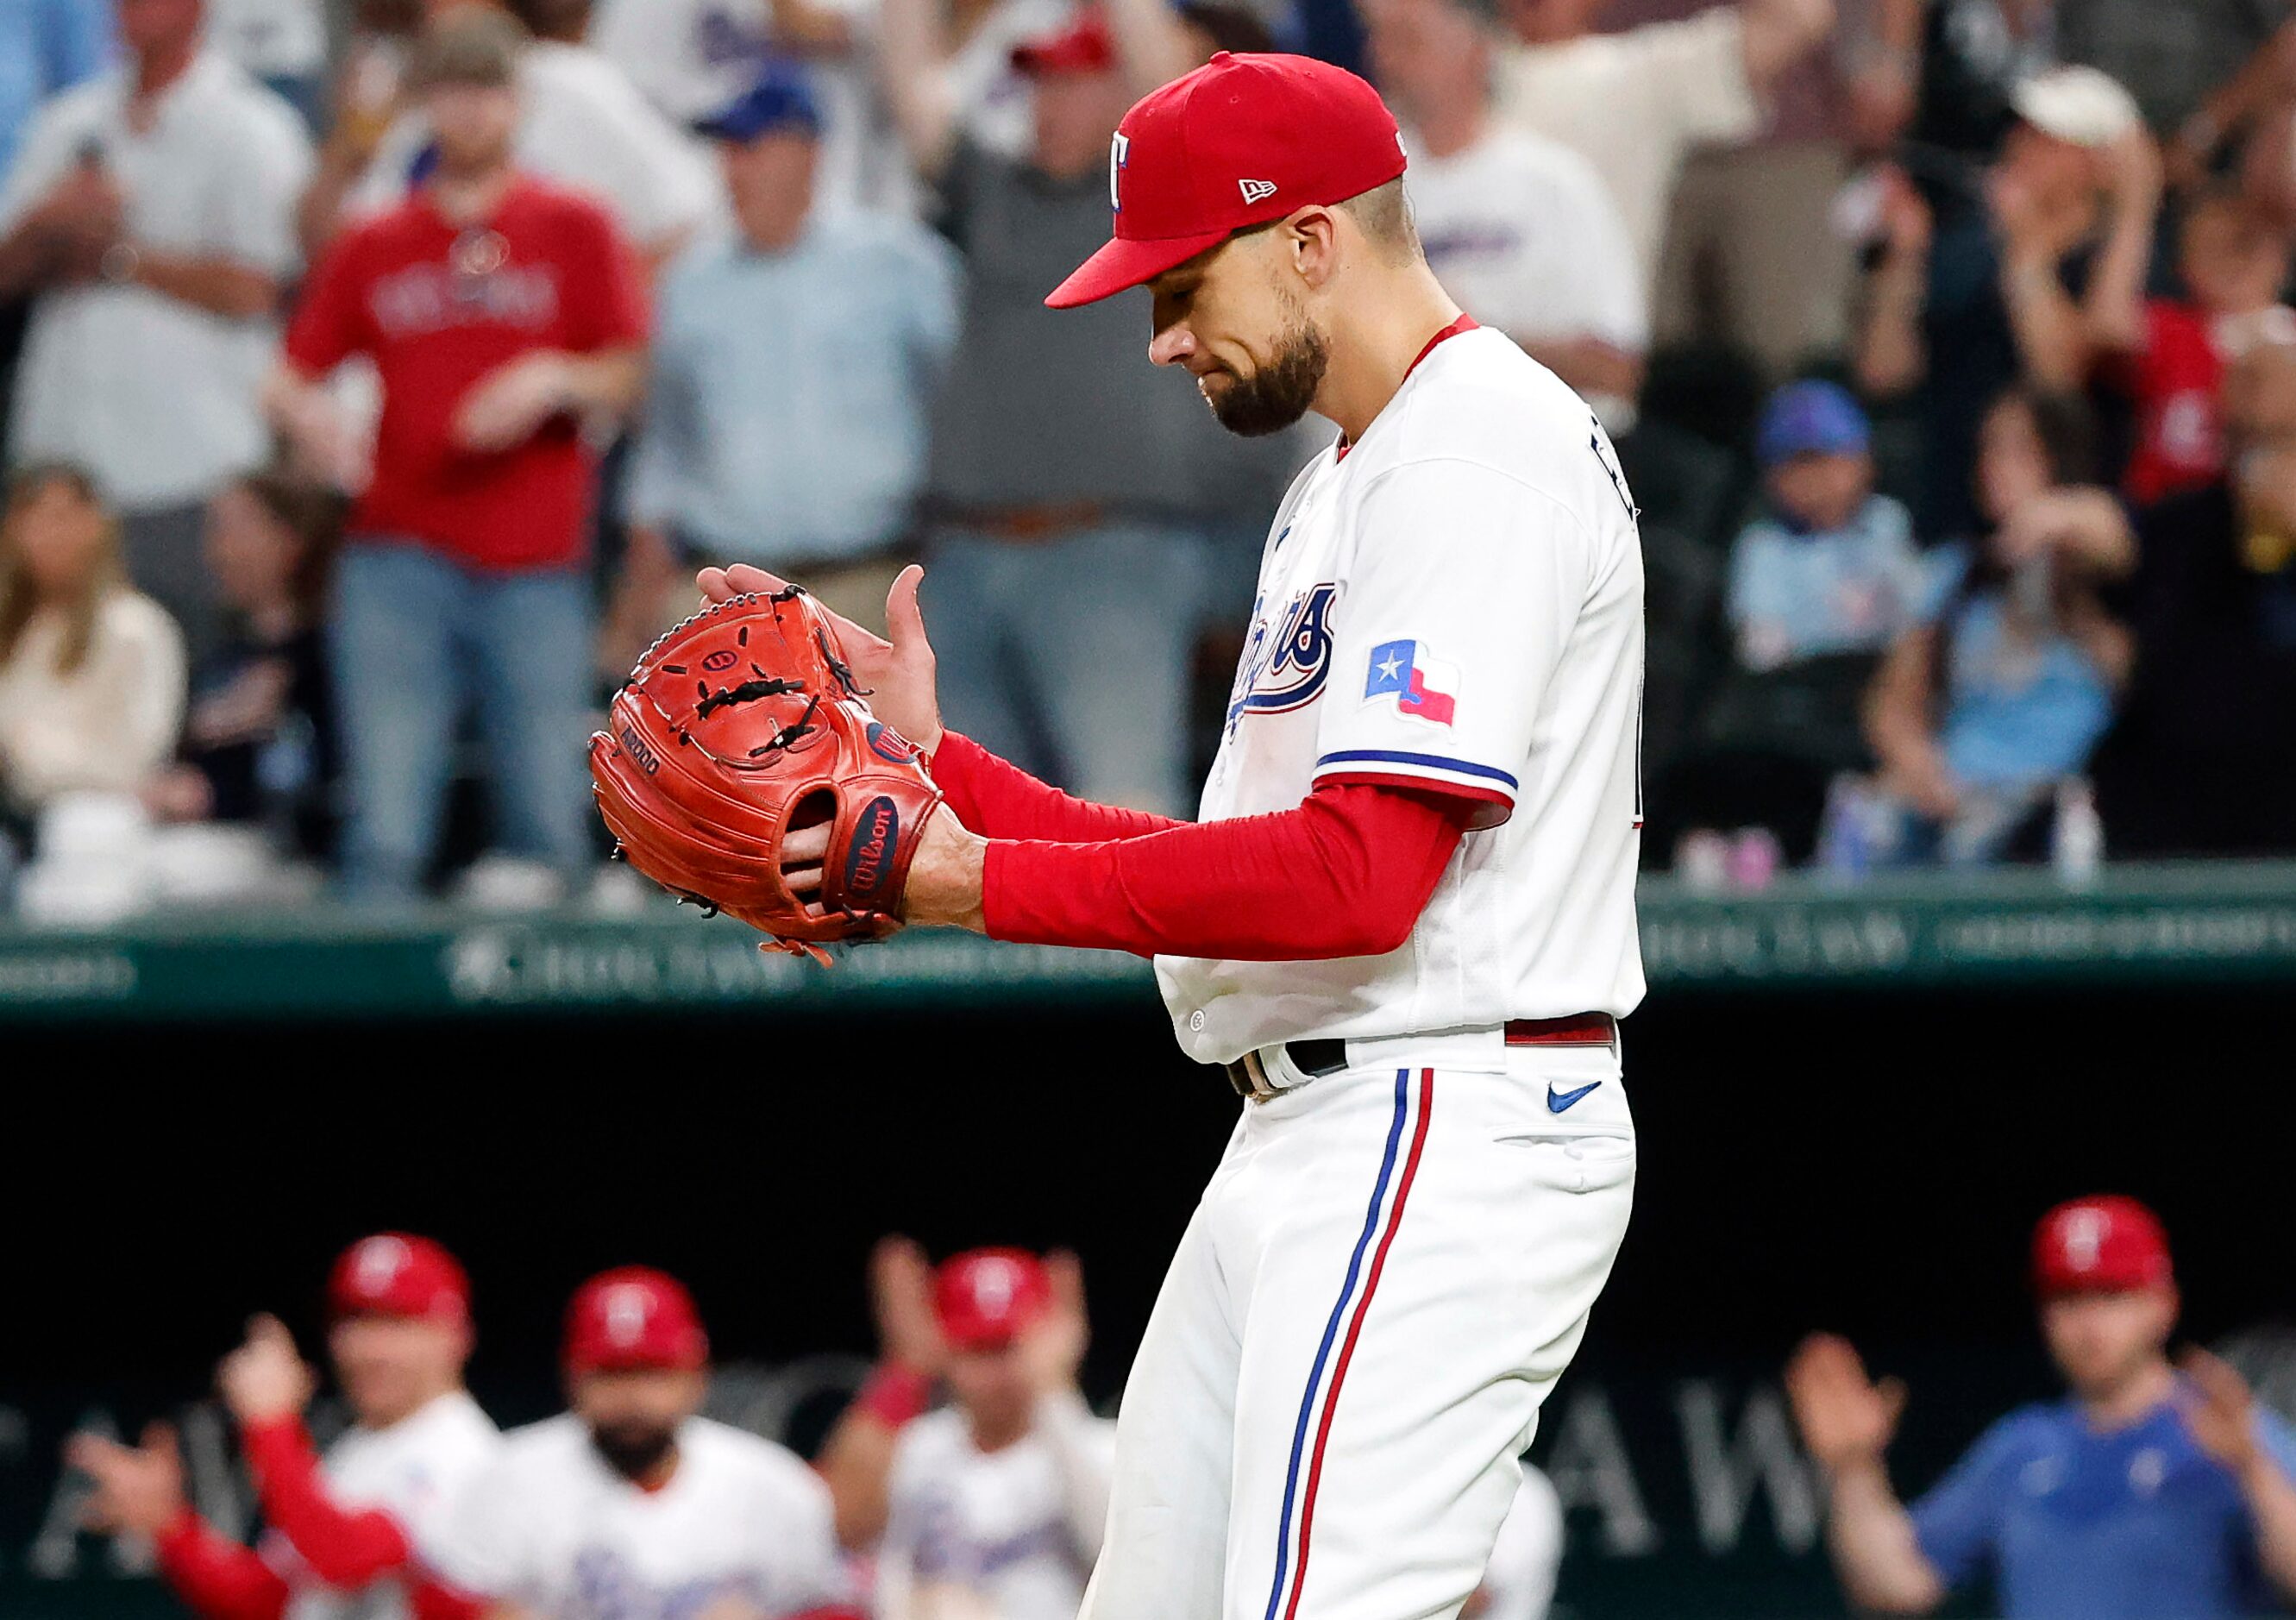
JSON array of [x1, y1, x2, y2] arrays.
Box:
[[304, 0, 721, 272], [142, 469, 340, 863], [1472, 1467, 1565, 1620], [1364, 0, 1649, 424], [608, 63, 956, 669], [591, 0, 924, 217], [68, 1233, 499, 1620], [1787, 1196, 2296, 1619], [267, 5, 648, 904], [1489, 0, 1836, 314], [0, 462, 185, 830], [862, 1247, 1114, 1620], [1856, 65, 2159, 540], [0, 0, 111, 184], [876, 3, 1226, 812], [204, 0, 331, 126], [2098, 186, 2295, 508], [0, 0, 114, 439], [1856, 385, 2134, 865], [434, 1267, 861, 1620], [0, 0, 311, 666], [1615, 0, 1887, 380], [2099, 330, 2296, 855]]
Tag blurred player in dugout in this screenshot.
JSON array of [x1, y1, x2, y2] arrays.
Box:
[[812, 1240, 1566, 1619], [1789, 1195, 2296, 1620], [70, 1232, 499, 1619], [434, 1265, 857, 1620]]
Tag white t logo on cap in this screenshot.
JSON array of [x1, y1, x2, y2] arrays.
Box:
[[2062, 1208, 2108, 1270], [605, 1285, 652, 1346], [973, 1260, 1019, 1314], [354, 1237, 410, 1294], [1239, 178, 1277, 205], [1109, 132, 1130, 211]]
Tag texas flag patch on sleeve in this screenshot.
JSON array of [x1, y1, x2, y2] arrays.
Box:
[[1363, 639, 1458, 726]]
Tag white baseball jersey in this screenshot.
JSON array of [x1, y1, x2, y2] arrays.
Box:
[[1160, 323, 1647, 1066], [433, 1414, 853, 1619], [876, 1401, 1119, 1620], [269, 1391, 501, 1620], [1472, 1467, 1565, 1620]]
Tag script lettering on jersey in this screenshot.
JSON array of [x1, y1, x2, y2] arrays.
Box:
[[370, 262, 560, 338], [1224, 583, 1339, 738], [568, 1546, 766, 1620]]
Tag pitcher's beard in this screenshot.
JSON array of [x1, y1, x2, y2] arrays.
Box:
[[1205, 319, 1328, 437]]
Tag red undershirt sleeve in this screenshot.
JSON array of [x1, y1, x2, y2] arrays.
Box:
[[154, 1510, 292, 1620], [982, 781, 1474, 960], [239, 1417, 413, 1589], [932, 732, 1188, 842]]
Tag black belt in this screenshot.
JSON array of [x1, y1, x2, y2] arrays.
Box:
[[1224, 1014, 1617, 1102]]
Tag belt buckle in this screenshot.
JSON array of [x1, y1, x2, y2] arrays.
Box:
[[1237, 1048, 1282, 1104]]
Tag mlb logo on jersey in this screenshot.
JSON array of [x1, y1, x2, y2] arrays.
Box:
[[1363, 640, 1458, 726]]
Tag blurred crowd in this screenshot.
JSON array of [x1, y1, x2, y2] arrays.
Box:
[[60, 1200, 2296, 1620], [4, 0, 2296, 919]]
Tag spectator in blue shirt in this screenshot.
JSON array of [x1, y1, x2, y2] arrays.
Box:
[[0, 0, 112, 443], [1858, 386, 2136, 865], [607, 62, 958, 668], [0, 0, 111, 188], [1728, 380, 1931, 675], [1651, 381, 1934, 869], [1787, 1196, 2296, 1620]]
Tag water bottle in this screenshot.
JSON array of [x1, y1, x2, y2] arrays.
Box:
[[2052, 778, 2104, 888]]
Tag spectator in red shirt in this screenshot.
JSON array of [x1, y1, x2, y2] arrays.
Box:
[[2104, 187, 2295, 509], [264, 5, 647, 903]]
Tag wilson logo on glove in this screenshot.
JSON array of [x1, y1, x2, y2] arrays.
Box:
[[844, 796, 900, 907], [588, 587, 944, 964]]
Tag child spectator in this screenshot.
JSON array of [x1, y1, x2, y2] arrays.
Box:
[[142, 470, 340, 859], [1729, 380, 1929, 674], [1856, 386, 2136, 865], [0, 462, 186, 826], [1654, 381, 1931, 869], [2108, 188, 2296, 509]]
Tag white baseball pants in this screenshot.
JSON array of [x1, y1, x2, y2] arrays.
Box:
[[1079, 1044, 1635, 1620]]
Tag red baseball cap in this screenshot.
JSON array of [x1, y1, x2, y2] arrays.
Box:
[[1013, 11, 1116, 76], [2033, 1196, 2174, 1298], [327, 1234, 470, 1326], [564, 1267, 711, 1375], [1044, 51, 1408, 310], [935, 1248, 1052, 1351]]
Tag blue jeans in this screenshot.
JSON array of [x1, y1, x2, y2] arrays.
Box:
[[929, 520, 1207, 816], [329, 542, 598, 901]]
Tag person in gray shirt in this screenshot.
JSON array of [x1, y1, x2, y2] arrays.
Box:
[[878, 0, 1290, 813]]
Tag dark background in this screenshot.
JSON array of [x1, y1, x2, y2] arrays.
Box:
[[5, 979, 2288, 1616]]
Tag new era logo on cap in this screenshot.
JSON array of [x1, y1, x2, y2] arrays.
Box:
[[1239, 178, 1277, 204]]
